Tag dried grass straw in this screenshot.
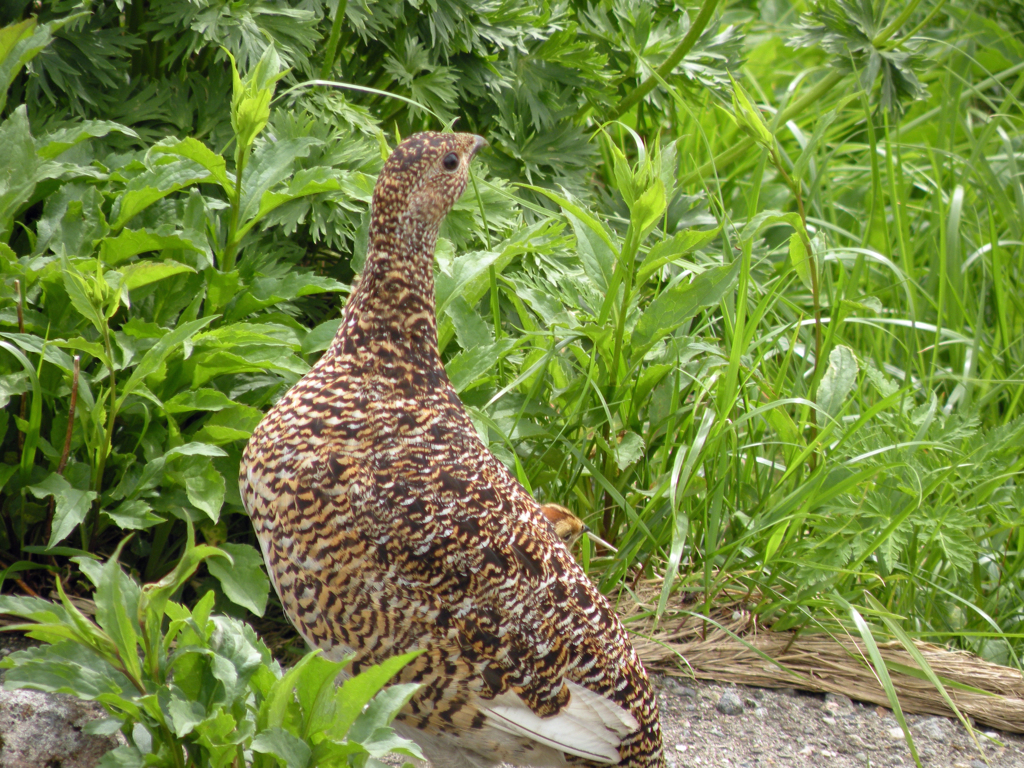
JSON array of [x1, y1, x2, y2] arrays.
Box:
[[618, 580, 1024, 734]]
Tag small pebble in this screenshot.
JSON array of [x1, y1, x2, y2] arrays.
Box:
[[854, 752, 867, 762], [888, 726, 904, 738], [823, 692, 854, 713], [716, 689, 744, 716], [969, 761, 987, 768]]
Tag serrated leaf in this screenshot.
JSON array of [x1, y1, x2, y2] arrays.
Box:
[[612, 431, 645, 471], [207, 543, 270, 616], [26, 473, 97, 548], [816, 345, 859, 426]]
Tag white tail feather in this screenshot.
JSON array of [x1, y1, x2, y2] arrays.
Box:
[[482, 683, 637, 764]]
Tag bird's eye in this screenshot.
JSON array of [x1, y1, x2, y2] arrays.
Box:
[[442, 152, 460, 171]]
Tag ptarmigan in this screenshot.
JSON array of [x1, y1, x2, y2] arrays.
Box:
[[240, 131, 664, 768]]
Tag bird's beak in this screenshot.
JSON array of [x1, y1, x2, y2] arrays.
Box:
[[585, 531, 619, 554], [470, 135, 488, 158]]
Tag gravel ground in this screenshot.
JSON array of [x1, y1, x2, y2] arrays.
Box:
[[652, 674, 1024, 768], [5, 627, 1024, 767]]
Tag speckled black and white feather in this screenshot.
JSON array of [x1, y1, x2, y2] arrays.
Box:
[[240, 131, 665, 768]]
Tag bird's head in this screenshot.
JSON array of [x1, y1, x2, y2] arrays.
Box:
[[371, 131, 487, 240], [540, 503, 588, 547]]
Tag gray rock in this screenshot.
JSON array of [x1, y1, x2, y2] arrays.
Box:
[[823, 692, 854, 713], [916, 716, 950, 742], [717, 688, 745, 716], [970, 761, 987, 768], [0, 688, 120, 767]]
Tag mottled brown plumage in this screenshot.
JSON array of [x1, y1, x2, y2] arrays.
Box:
[[240, 131, 664, 768]]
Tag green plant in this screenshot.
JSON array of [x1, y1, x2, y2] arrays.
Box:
[[0, 527, 423, 768]]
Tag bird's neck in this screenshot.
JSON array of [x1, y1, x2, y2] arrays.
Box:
[[330, 218, 441, 361]]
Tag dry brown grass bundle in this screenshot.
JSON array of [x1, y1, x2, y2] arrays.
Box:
[[617, 580, 1024, 734]]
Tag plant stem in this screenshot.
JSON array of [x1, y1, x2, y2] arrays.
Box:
[[15, 280, 25, 451], [872, 0, 925, 49], [608, 0, 721, 120], [224, 158, 245, 273], [320, 0, 349, 80]]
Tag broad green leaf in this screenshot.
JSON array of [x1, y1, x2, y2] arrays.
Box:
[[789, 231, 813, 291], [0, 370, 28, 408], [111, 159, 214, 230], [2, 641, 131, 700], [94, 542, 142, 681], [183, 461, 226, 521], [329, 651, 423, 740], [632, 262, 740, 358], [225, 273, 348, 322], [166, 692, 207, 738], [165, 442, 228, 459], [447, 295, 492, 350], [251, 727, 311, 768], [116, 316, 218, 409], [290, 653, 349, 736], [103, 500, 164, 530], [435, 249, 502, 317], [637, 227, 721, 284], [236, 140, 322, 226], [60, 257, 108, 336], [0, 17, 64, 115], [37, 120, 139, 161], [26, 473, 97, 549], [347, 682, 422, 745], [630, 178, 666, 235], [151, 137, 232, 192], [260, 650, 328, 729], [164, 388, 237, 414], [816, 345, 859, 426], [95, 745, 146, 768], [446, 340, 514, 393], [207, 543, 270, 616], [523, 185, 618, 292], [99, 229, 202, 266], [301, 319, 343, 355], [122, 261, 195, 290]]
